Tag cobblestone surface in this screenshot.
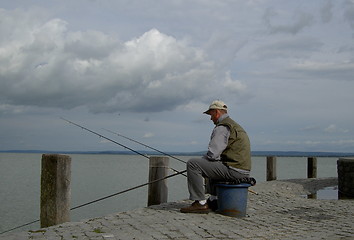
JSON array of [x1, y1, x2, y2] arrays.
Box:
[[2, 178, 353, 240]]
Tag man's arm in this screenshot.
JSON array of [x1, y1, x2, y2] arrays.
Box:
[[204, 125, 230, 161]]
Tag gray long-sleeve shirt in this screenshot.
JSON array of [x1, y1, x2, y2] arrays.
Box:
[[204, 114, 230, 161]]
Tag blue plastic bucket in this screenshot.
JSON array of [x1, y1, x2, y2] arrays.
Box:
[[216, 183, 251, 217]]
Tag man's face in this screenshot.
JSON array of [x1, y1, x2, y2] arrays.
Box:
[[209, 109, 221, 125]]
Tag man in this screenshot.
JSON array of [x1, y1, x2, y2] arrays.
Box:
[[180, 100, 254, 213]]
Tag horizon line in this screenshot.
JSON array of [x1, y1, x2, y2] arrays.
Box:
[[1, 149, 354, 157]]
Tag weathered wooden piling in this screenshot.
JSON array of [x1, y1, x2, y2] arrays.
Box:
[[148, 156, 169, 206], [307, 157, 317, 178], [266, 156, 277, 181], [40, 154, 71, 228], [337, 157, 354, 199]]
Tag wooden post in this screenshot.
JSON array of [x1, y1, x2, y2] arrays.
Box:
[[148, 156, 169, 206], [307, 157, 317, 178], [337, 158, 354, 199], [266, 156, 277, 181], [40, 154, 71, 228]]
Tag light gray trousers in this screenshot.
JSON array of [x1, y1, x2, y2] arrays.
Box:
[[186, 157, 249, 201]]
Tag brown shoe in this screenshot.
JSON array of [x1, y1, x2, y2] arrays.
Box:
[[180, 201, 211, 214]]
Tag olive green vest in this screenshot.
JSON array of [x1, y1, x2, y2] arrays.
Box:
[[218, 117, 251, 171]]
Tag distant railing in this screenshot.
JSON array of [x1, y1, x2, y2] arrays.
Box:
[[266, 156, 318, 181]]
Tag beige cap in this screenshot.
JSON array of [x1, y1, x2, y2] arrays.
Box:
[[203, 100, 228, 114]]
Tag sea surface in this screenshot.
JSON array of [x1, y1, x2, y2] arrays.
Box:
[[0, 153, 339, 233]]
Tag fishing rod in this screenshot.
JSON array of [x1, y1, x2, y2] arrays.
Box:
[[62, 118, 255, 191], [70, 168, 187, 210], [60, 117, 186, 176], [103, 128, 187, 164], [102, 128, 258, 194], [61, 118, 257, 192], [0, 219, 40, 235], [0, 168, 187, 235], [61, 117, 150, 159]]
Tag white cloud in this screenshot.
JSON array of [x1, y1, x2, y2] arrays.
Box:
[[0, 9, 229, 113], [0, 104, 29, 115], [325, 124, 337, 133], [223, 72, 247, 94], [143, 132, 154, 138], [324, 124, 349, 133], [1, 1, 354, 153]]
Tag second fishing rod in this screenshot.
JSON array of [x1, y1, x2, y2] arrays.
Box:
[[103, 128, 187, 164], [2, 119, 187, 235], [61, 117, 187, 176]]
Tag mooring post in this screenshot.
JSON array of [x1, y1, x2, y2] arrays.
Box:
[[337, 158, 354, 199], [40, 154, 71, 228], [266, 156, 277, 181], [307, 157, 317, 178], [148, 156, 169, 206]]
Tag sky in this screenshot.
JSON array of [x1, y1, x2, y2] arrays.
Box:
[[1, 0, 354, 153]]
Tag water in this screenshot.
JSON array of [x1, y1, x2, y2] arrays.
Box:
[[0, 153, 339, 233], [305, 186, 339, 200]]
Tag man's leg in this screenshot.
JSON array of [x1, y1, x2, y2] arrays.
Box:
[[186, 157, 208, 201], [182, 157, 252, 213], [187, 157, 248, 200], [181, 157, 219, 213]]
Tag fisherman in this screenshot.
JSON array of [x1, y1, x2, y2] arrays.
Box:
[[180, 100, 255, 213]]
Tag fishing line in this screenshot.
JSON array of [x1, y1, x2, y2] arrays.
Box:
[[70, 169, 186, 210], [60, 117, 150, 159], [0, 220, 40, 235], [103, 128, 187, 164], [60, 117, 186, 176], [3, 118, 258, 234], [0, 169, 187, 235]]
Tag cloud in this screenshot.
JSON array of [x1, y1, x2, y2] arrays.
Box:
[[288, 61, 354, 82], [263, 8, 314, 35], [0, 104, 30, 115], [143, 132, 154, 138], [330, 139, 354, 146], [344, 0, 354, 29], [324, 124, 338, 133], [1, 1, 353, 153], [300, 125, 321, 132], [324, 124, 349, 133], [320, 1, 333, 23], [254, 37, 323, 60], [223, 72, 247, 95], [0, 9, 233, 113]]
